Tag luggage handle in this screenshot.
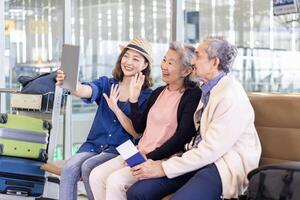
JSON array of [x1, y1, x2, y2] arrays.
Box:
[[6, 187, 30, 196]]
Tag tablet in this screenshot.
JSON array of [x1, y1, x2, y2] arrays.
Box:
[[60, 44, 80, 91], [116, 140, 146, 167]]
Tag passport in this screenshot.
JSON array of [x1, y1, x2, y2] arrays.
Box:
[[116, 140, 146, 167]]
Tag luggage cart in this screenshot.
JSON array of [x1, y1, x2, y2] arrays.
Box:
[[0, 86, 67, 200]]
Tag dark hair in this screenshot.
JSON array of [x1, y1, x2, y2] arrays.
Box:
[[112, 48, 154, 89], [169, 41, 197, 89]]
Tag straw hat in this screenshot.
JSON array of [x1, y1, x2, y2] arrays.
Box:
[[119, 37, 153, 67]]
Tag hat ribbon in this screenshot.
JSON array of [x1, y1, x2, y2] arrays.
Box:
[[127, 44, 148, 55]]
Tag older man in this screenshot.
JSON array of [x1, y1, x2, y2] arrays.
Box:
[[126, 36, 261, 200]]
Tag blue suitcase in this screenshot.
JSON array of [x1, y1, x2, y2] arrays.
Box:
[[0, 156, 45, 197]]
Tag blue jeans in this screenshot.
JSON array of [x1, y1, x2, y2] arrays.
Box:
[[127, 164, 222, 200], [59, 151, 117, 200]]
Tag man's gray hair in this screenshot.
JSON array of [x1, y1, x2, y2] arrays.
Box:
[[169, 41, 196, 88], [203, 36, 237, 73]]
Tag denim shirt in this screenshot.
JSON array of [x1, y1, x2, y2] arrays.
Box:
[[77, 76, 152, 154]]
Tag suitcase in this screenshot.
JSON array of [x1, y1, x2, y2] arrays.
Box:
[[0, 156, 45, 197], [0, 114, 51, 162]]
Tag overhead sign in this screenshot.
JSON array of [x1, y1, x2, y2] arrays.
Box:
[[273, 0, 299, 15]]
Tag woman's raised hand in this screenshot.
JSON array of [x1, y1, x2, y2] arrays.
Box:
[[103, 84, 120, 113], [56, 69, 65, 86], [129, 72, 145, 103]]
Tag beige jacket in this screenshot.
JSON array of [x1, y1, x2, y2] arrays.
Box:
[[162, 75, 261, 198]]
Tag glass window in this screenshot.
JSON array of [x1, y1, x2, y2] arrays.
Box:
[[5, 0, 63, 87], [184, 0, 300, 93]]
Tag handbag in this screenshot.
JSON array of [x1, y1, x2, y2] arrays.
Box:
[[246, 162, 300, 200]]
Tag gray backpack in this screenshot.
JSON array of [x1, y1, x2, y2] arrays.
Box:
[[246, 162, 300, 200]]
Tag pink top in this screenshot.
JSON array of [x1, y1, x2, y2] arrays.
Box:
[[138, 87, 183, 155]]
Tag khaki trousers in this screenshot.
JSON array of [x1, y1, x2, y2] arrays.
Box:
[[89, 155, 138, 200]]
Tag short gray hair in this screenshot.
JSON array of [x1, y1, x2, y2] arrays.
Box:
[[203, 36, 237, 73], [169, 41, 196, 88]]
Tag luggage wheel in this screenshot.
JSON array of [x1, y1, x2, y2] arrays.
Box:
[[0, 113, 8, 124], [39, 149, 48, 162], [43, 120, 52, 131]]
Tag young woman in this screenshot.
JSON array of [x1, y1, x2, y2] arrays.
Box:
[[55, 37, 153, 200], [89, 41, 202, 200], [126, 36, 261, 200]]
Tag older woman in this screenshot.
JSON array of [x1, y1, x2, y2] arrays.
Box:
[[89, 41, 201, 200], [127, 36, 262, 200]]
